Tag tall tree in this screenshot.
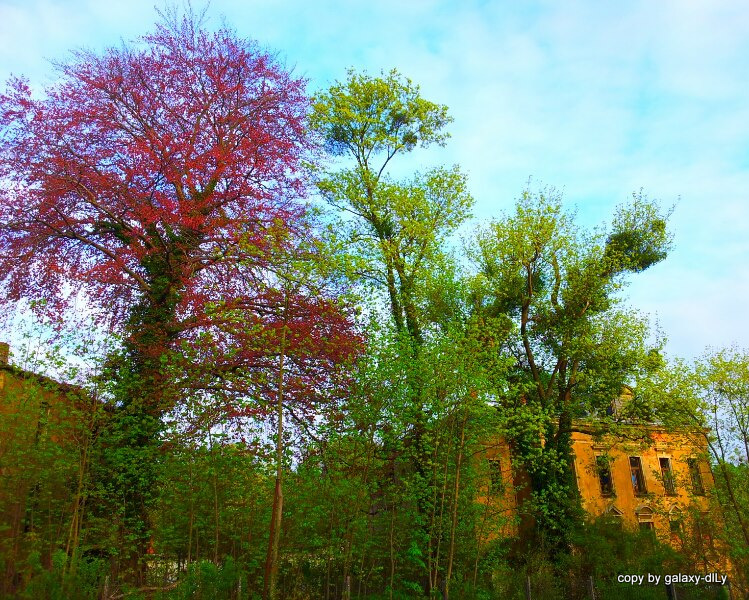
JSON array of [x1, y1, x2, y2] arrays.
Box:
[[310, 69, 476, 595], [256, 228, 360, 600], [645, 348, 749, 594], [0, 10, 357, 585], [469, 187, 672, 554], [695, 347, 749, 465], [310, 69, 472, 344]]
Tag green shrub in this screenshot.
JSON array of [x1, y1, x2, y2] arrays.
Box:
[[20, 550, 106, 600]]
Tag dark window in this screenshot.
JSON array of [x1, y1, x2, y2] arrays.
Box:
[[629, 457, 647, 495], [687, 459, 705, 495], [596, 456, 614, 496], [639, 521, 655, 531], [488, 458, 504, 495], [669, 508, 683, 535], [659, 457, 676, 495]]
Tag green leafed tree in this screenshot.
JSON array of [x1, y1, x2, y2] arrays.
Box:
[[468, 186, 672, 554], [647, 348, 749, 595], [310, 68, 473, 344], [310, 71, 495, 596]]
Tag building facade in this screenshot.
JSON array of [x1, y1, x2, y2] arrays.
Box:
[[0, 342, 94, 593], [480, 417, 722, 558], [571, 421, 713, 536]]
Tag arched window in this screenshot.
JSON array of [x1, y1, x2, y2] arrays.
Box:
[[635, 505, 655, 531]]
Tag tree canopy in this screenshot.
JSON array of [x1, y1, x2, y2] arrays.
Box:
[[311, 69, 472, 343], [469, 187, 673, 552], [0, 12, 359, 589], [0, 15, 743, 600]]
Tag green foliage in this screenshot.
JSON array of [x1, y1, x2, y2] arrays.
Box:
[[690, 349, 749, 596], [565, 517, 688, 578], [312, 68, 472, 343], [161, 557, 241, 600], [468, 186, 672, 553], [694, 347, 749, 464], [0, 356, 100, 596], [18, 550, 106, 600], [153, 438, 270, 574], [311, 68, 451, 159], [605, 190, 673, 274]]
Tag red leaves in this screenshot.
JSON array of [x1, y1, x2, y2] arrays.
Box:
[[0, 15, 361, 417], [1, 19, 309, 320]]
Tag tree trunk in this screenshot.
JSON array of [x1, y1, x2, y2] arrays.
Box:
[[64, 395, 97, 577], [211, 433, 220, 564], [388, 504, 396, 600], [431, 413, 455, 592], [445, 409, 468, 599], [263, 304, 287, 600], [187, 457, 194, 566]]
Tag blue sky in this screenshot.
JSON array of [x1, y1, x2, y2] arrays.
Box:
[[1, 0, 748, 361]]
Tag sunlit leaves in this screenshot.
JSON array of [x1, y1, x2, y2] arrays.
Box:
[[605, 190, 673, 274], [311, 69, 472, 342], [310, 68, 451, 162]]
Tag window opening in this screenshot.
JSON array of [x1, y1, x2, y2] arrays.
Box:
[[488, 458, 504, 495], [629, 456, 647, 495], [636, 505, 655, 535], [659, 457, 676, 495], [669, 507, 683, 534], [596, 456, 614, 496], [687, 458, 705, 495]]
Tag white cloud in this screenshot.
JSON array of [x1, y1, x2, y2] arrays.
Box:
[[1, 0, 748, 360]]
